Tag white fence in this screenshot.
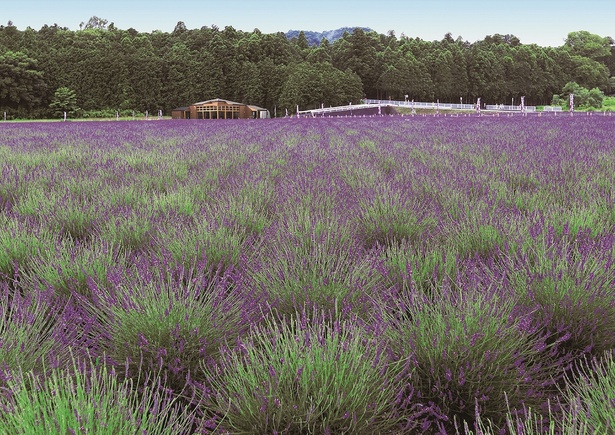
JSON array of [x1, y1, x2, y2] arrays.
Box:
[[297, 99, 562, 116], [366, 99, 540, 112], [485, 104, 536, 112], [297, 103, 376, 116], [365, 99, 477, 110]]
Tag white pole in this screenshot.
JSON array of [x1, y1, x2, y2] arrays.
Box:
[[3, 112, 5, 122], [116, 111, 119, 120], [63, 111, 67, 122], [145, 110, 149, 120]]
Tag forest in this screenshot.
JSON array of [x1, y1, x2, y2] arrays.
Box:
[[0, 17, 614, 118]]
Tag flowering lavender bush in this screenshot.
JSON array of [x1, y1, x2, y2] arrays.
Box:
[[80, 254, 252, 394], [0, 354, 197, 434], [385, 262, 566, 432], [202, 307, 405, 433], [1, 114, 614, 432], [0, 283, 70, 380]]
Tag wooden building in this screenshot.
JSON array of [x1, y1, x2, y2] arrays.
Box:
[[171, 98, 270, 120]]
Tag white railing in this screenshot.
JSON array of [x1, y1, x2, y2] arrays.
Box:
[[485, 104, 536, 112], [297, 103, 376, 116], [365, 99, 476, 110], [366, 99, 538, 112], [297, 98, 550, 116]]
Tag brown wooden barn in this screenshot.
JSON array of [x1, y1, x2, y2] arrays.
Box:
[[171, 98, 270, 119]]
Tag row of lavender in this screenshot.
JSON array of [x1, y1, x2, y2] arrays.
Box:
[[1, 117, 614, 433]]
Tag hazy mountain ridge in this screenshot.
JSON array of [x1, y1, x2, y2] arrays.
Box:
[[285, 27, 373, 45]]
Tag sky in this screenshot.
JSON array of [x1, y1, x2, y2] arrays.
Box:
[[3, 0, 614, 47]]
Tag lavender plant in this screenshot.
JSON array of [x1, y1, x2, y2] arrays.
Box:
[[385, 270, 560, 432], [0, 215, 54, 280], [460, 395, 592, 435], [202, 308, 405, 434], [100, 208, 155, 255], [47, 193, 102, 242], [0, 283, 70, 380], [23, 236, 122, 299], [560, 350, 615, 432], [157, 216, 254, 278], [357, 187, 436, 249], [0, 354, 197, 434], [508, 223, 615, 358], [80, 254, 251, 393], [248, 212, 387, 322]]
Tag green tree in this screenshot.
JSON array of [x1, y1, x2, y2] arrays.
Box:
[[332, 28, 382, 98], [296, 31, 310, 50], [565, 31, 612, 60], [278, 62, 362, 111], [588, 87, 606, 108], [570, 55, 610, 90], [555, 81, 605, 109], [0, 51, 47, 110], [49, 87, 79, 116]]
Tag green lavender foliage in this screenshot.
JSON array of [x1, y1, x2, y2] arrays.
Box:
[[81, 257, 249, 392], [508, 225, 615, 357], [248, 205, 386, 321], [465, 352, 615, 434], [203, 309, 405, 434], [0, 355, 196, 434], [0, 285, 67, 377], [22, 237, 122, 299], [386, 277, 559, 430], [0, 215, 54, 279], [460, 396, 592, 435], [562, 351, 615, 432]]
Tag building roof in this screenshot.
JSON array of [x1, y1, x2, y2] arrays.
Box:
[[173, 99, 270, 114], [192, 98, 244, 106], [247, 104, 269, 112]]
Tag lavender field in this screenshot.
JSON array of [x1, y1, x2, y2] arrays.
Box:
[[1, 116, 615, 434]]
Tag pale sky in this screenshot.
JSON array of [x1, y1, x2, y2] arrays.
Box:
[[3, 0, 614, 47]]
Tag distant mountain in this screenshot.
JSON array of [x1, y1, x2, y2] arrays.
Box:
[[285, 27, 374, 45]]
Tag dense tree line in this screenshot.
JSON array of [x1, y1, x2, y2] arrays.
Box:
[[0, 19, 613, 118]]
